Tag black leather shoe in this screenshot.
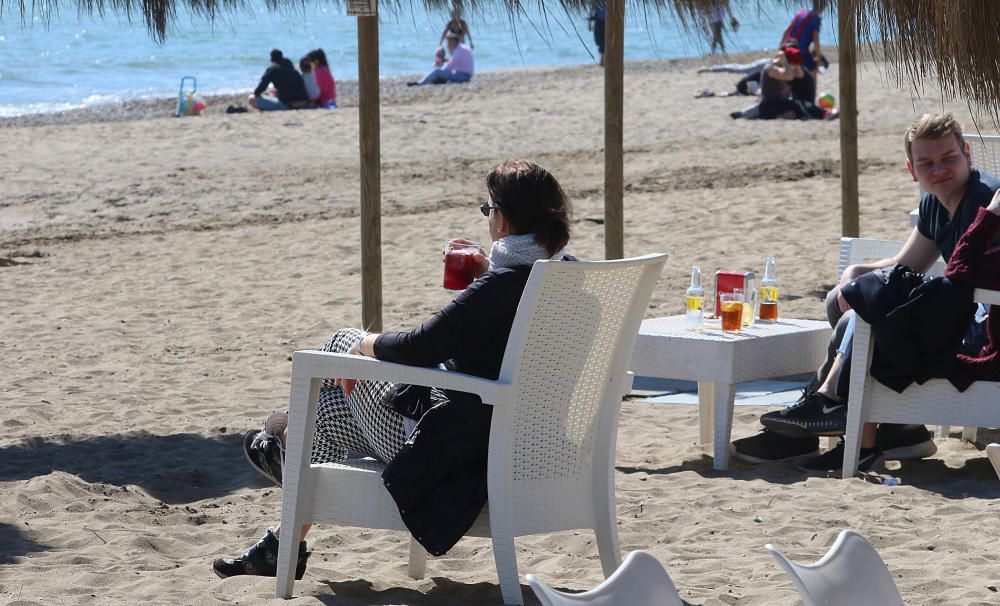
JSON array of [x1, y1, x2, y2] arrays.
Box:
[[213, 528, 309, 579]]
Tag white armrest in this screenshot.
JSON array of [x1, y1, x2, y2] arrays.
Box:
[[974, 288, 1000, 306], [290, 350, 511, 405]]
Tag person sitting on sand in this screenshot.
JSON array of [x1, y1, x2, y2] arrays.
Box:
[[731, 113, 1000, 474], [731, 47, 831, 120], [409, 32, 474, 86], [212, 159, 574, 579], [247, 49, 310, 112], [306, 48, 337, 108], [299, 57, 320, 104]]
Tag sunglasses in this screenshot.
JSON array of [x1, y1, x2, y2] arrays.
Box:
[[479, 201, 502, 217]]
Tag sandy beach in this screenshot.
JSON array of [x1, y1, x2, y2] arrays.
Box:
[[4, 53, 1000, 605]]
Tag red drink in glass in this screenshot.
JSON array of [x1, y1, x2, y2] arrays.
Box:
[[443, 241, 480, 290]]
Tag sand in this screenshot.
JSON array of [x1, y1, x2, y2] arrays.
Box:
[[4, 54, 1000, 605]]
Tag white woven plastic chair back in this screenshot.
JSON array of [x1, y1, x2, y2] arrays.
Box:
[[987, 444, 1000, 479], [967, 133, 1000, 177], [490, 254, 666, 527], [525, 551, 684, 606], [837, 237, 944, 282], [766, 530, 903, 606]]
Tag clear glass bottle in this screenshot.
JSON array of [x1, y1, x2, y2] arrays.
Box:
[[759, 257, 779, 321], [684, 267, 705, 330]]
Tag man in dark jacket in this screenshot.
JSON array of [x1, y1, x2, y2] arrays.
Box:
[[246, 49, 310, 112], [732, 112, 1000, 473]]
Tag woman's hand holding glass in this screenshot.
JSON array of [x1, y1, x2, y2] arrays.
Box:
[[333, 333, 379, 396], [443, 238, 489, 278]]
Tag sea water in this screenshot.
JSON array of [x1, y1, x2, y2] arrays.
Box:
[[0, 1, 838, 117]]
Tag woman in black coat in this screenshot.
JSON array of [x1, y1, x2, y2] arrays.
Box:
[[214, 159, 573, 579]]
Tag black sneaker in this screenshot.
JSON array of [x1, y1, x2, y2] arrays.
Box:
[[876, 424, 938, 460], [244, 428, 284, 487], [731, 430, 819, 463], [798, 439, 883, 474], [760, 390, 847, 438], [213, 528, 310, 579]]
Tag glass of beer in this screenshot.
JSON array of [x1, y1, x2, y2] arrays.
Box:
[[759, 286, 779, 321], [719, 292, 744, 332]]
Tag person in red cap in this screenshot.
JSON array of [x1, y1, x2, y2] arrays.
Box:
[[753, 48, 809, 119]]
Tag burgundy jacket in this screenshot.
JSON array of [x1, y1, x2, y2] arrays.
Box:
[[945, 207, 1000, 389]]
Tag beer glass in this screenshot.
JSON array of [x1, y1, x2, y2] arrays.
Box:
[[719, 292, 744, 332]]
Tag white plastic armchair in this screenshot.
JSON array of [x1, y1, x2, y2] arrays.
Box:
[[843, 283, 1000, 477], [836, 237, 982, 445], [766, 529, 903, 606], [987, 444, 1000, 479], [526, 550, 684, 606], [274, 253, 669, 605]]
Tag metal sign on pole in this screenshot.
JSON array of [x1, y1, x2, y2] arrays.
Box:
[[347, 0, 376, 16]]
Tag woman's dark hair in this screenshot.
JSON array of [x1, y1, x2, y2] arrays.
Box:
[[270, 49, 284, 62], [485, 159, 572, 256], [307, 49, 329, 67]]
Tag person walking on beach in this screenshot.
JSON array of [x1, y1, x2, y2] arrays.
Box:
[[246, 49, 310, 112], [439, 3, 473, 49], [732, 113, 1000, 473], [212, 160, 574, 579], [587, 0, 606, 67], [409, 32, 474, 86], [708, 0, 739, 54]]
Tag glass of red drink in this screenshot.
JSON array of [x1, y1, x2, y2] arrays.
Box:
[[443, 240, 481, 290]]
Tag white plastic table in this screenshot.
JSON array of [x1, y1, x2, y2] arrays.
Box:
[[630, 315, 832, 470]]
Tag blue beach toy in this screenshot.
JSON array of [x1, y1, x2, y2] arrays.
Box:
[[175, 76, 205, 116]]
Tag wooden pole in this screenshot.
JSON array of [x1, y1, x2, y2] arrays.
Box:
[[838, 0, 859, 237], [604, 0, 625, 260], [358, 14, 382, 331]]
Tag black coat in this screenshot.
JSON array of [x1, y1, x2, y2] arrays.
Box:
[[373, 259, 570, 556], [841, 265, 975, 392]]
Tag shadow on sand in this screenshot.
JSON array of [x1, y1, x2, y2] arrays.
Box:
[[0, 431, 257, 504], [0, 521, 51, 563]]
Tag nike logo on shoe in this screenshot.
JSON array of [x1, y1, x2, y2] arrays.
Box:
[[822, 404, 845, 414]]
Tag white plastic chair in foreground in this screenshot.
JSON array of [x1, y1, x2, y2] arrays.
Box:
[[526, 550, 684, 606], [274, 253, 669, 605], [987, 444, 1000, 479], [766, 529, 903, 606]]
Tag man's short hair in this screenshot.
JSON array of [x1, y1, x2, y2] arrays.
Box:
[[905, 113, 966, 162]]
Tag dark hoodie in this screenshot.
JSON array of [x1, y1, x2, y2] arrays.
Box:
[[253, 57, 308, 105]]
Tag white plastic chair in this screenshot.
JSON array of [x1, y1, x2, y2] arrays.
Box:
[[837, 236, 985, 449], [841, 243, 1000, 477], [987, 444, 1000, 479], [766, 529, 903, 606], [274, 253, 669, 605], [526, 550, 684, 606]]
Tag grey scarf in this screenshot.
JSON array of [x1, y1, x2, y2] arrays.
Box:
[[487, 233, 567, 270]]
